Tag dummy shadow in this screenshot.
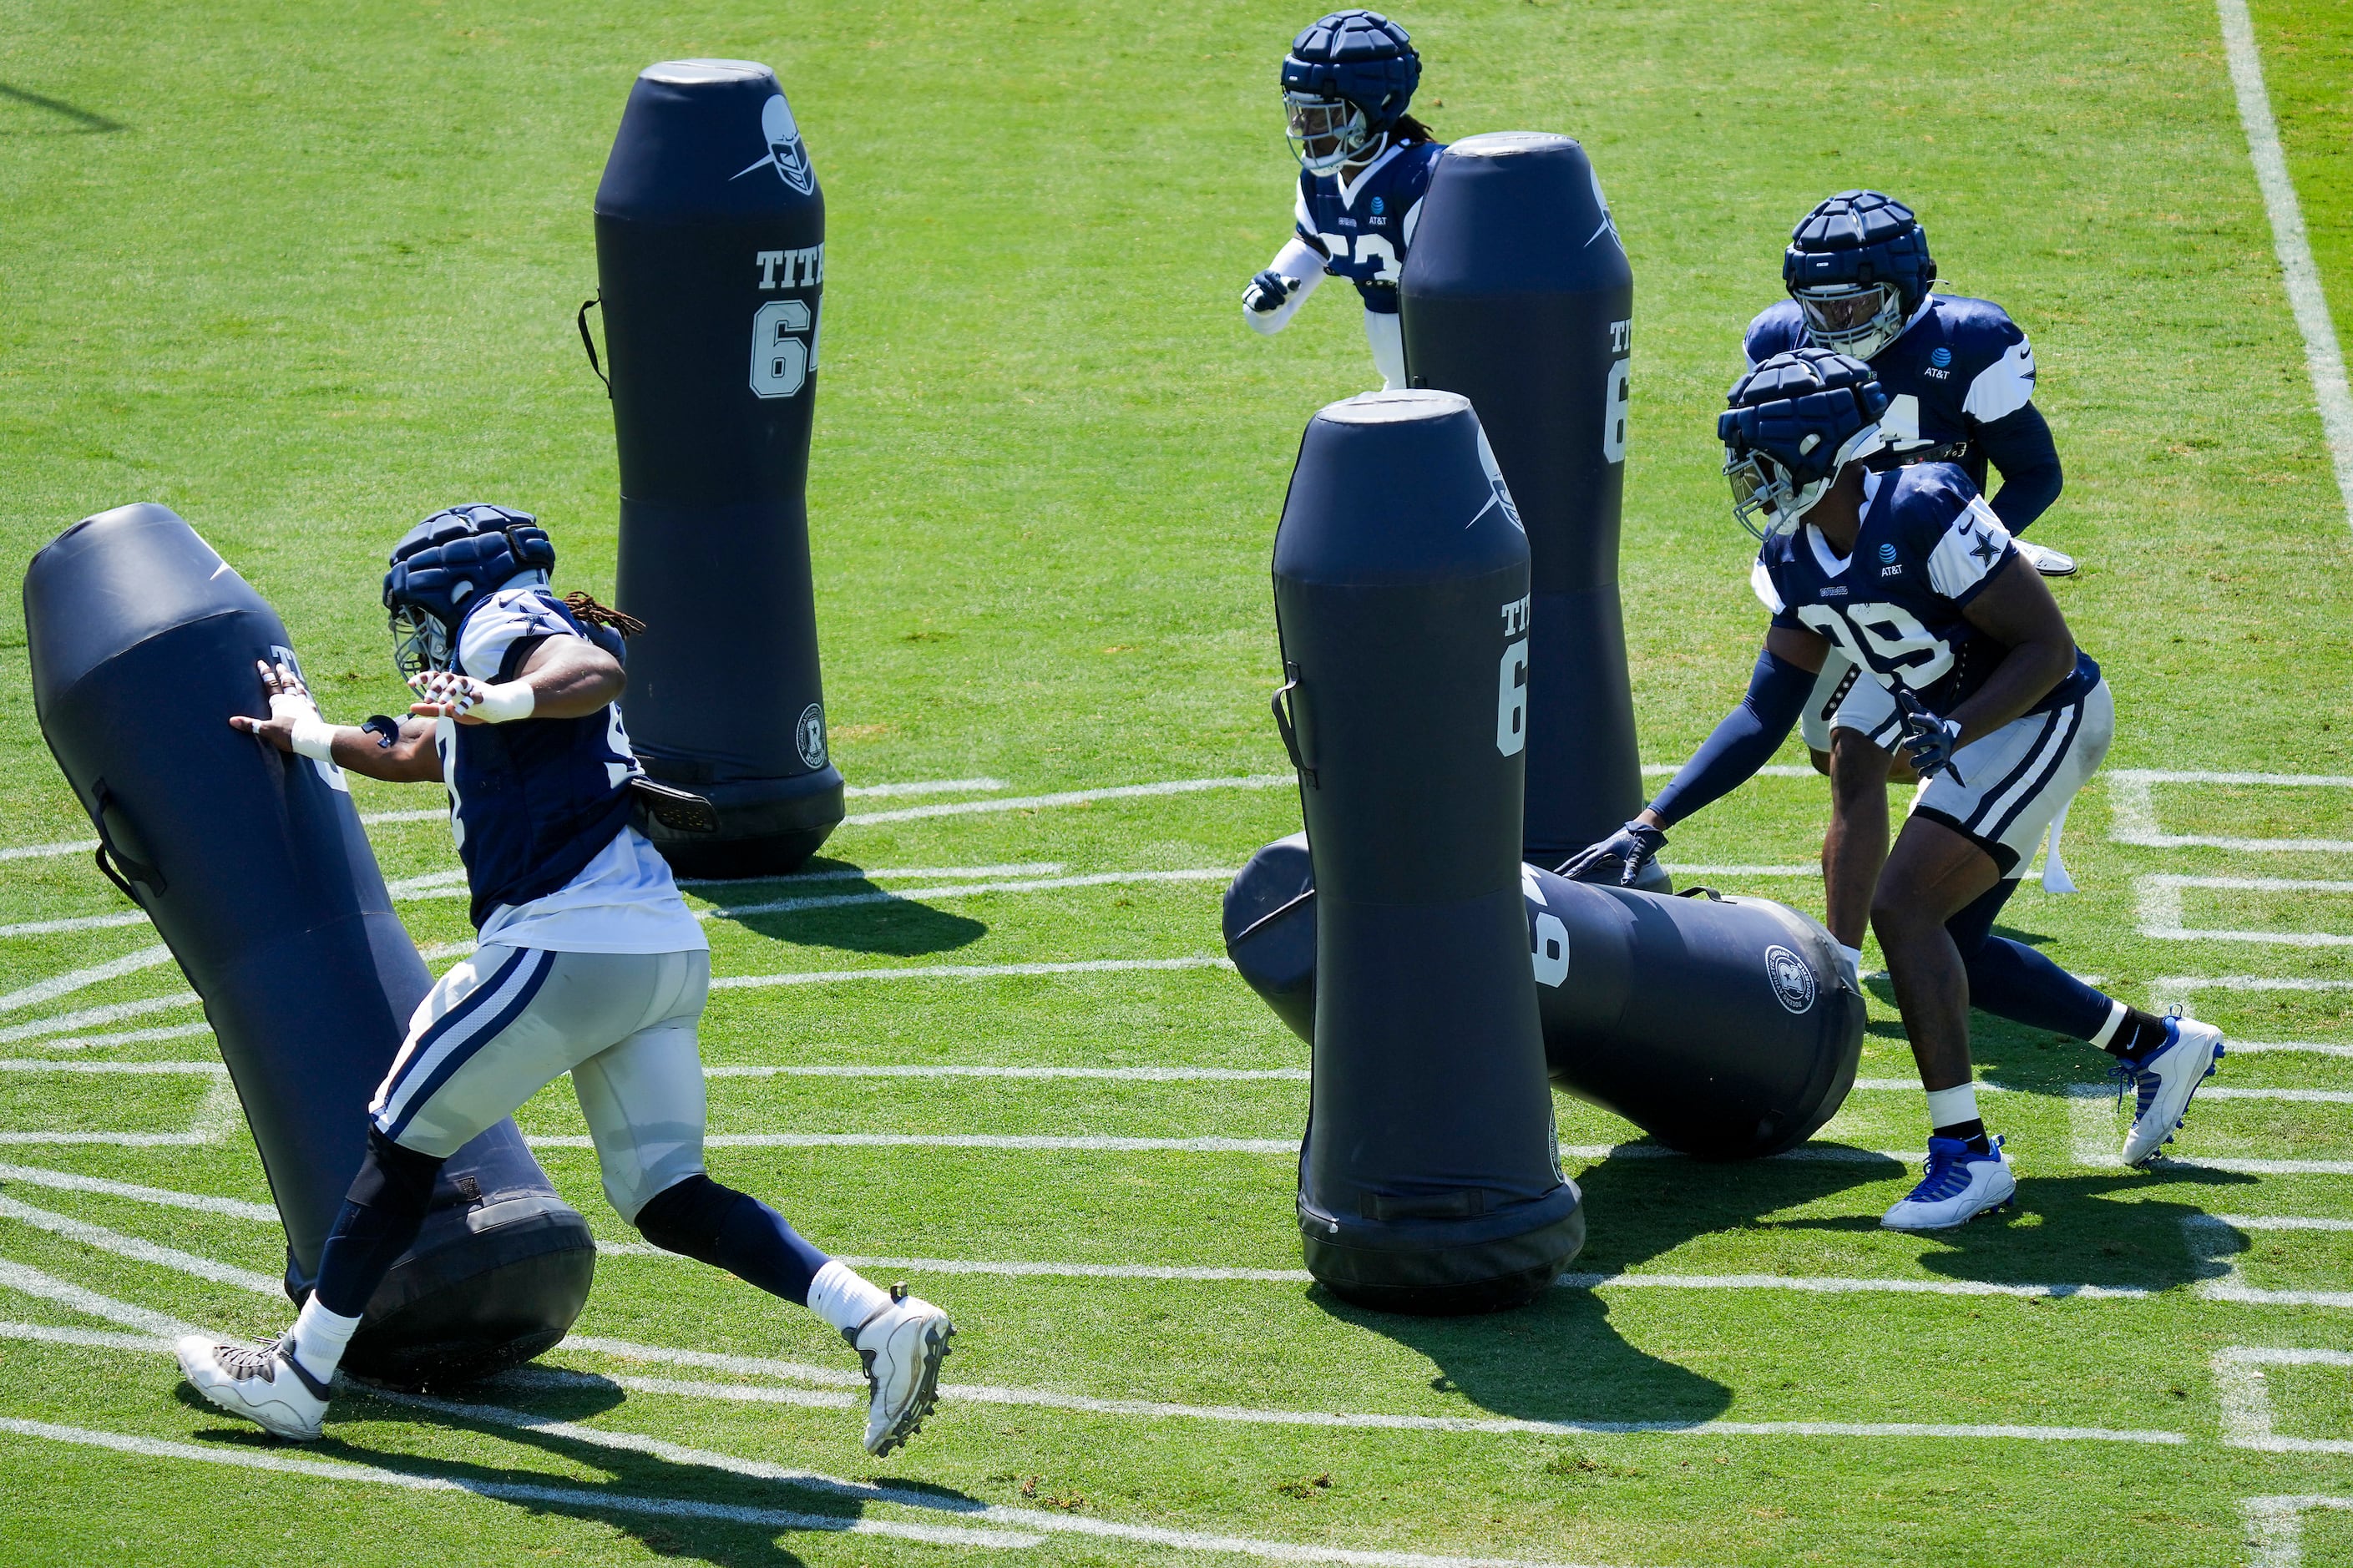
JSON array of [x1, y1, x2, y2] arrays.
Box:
[[0, 83, 124, 133], [696, 857, 986, 957], [180, 1368, 999, 1565], [1308, 1148, 1890, 1426]]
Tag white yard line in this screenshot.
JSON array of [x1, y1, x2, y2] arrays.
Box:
[[2218, 0, 2353, 529], [2106, 771, 2353, 854], [2215, 1347, 2353, 1455], [701, 867, 1232, 922], [841, 778, 1008, 798], [2135, 874, 2353, 947], [0, 1161, 276, 1222], [0, 1258, 199, 1338], [710, 956, 1234, 992], [0, 1131, 208, 1146], [559, 1334, 2178, 1445], [0, 946, 176, 1014], [0, 1416, 1041, 1551], [1662, 866, 1817, 878], [2185, 1214, 2353, 1308], [842, 774, 1293, 827], [0, 1059, 222, 1075], [529, 1132, 1300, 1153], [679, 862, 1062, 888], [0, 1192, 278, 1293], [0, 996, 201, 1044], [2245, 1495, 2353, 1568]]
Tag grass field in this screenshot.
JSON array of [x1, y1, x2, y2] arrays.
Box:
[[3, 1, 2352, 1563]]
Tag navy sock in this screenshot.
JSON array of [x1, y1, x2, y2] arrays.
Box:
[[314, 1126, 445, 1318], [1947, 882, 2113, 1040], [2104, 1008, 2173, 1061], [1933, 1119, 1991, 1155], [635, 1174, 831, 1307]]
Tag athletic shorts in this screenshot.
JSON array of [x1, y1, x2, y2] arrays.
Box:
[[1849, 678, 2114, 878], [367, 945, 711, 1222]]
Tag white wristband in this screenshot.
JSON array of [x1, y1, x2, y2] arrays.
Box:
[[289, 715, 338, 762], [473, 680, 536, 724]]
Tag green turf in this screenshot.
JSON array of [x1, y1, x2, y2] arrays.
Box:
[[3, 0, 2352, 1562]]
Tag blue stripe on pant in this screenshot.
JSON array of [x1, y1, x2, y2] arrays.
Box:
[[372, 947, 555, 1144]]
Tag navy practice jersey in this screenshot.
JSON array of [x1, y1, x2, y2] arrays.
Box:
[[1744, 293, 2037, 491], [1294, 138, 1445, 314], [1750, 464, 2098, 719], [438, 587, 640, 928]]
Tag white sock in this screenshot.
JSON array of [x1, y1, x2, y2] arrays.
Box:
[[1924, 1083, 1980, 1133], [806, 1259, 893, 1336], [288, 1296, 362, 1385], [2087, 998, 2128, 1050]]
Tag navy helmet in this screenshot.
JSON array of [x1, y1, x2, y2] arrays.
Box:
[[1718, 349, 1890, 539], [1281, 11, 1419, 173], [1783, 191, 1937, 360], [382, 503, 555, 675]]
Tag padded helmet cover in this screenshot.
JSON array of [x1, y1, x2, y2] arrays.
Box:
[[382, 503, 558, 639], [1280, 10, 1420, 128], [1719, 348, 1890, 492], [1782, 190, 1937, 315]]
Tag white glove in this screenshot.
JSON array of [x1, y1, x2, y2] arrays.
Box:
[[408, 670, 535, 724]]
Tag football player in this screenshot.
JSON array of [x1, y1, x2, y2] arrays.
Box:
[[1241, 9, 1440, 390], [1561, 352, 2224, 1230], [1749, 192, 2076, 792], [176, 504, 954, 1449]]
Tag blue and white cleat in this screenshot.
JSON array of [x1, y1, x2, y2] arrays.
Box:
[[175, 1333, 329, 1441], [2120, 1014, 2225, 1166], [1880, 1136, 2017, 1231], [850, 1287, 954, 1456]]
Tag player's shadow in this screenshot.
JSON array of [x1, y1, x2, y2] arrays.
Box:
[[1772, 1165, 2256, 1292], [695, 857, 987, 957], [1308, 1149, 1893, 1427], [179, 1369, 996, 1565], [0, 82, 124, 133]]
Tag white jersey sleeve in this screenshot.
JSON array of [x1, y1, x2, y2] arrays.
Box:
[[1925, 496, 2016, 600], [1749, 557, 1787, 615], [1961, 336, 2037, 423], [1244, 235, 1327, 336], [456, 589, 574, 682]]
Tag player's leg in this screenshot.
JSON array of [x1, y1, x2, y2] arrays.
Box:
[[1363, 306, 1406, 391], [177, 944, 615, 1437], [574, 950, 954, 1455], [1934, 682, 2219, 1161]]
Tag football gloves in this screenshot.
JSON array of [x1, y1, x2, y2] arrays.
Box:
[[1243, 269, 1300, 315], [1557, 819, 1669, 888], [1895, 690, 1965, 785], [407, 670, 535, 724]]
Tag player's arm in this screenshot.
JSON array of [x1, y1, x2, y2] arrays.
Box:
[[230, 660, 443, 782], [1558, 625, 1826, 883], [1945, 556, 2076, 746], [1242, 235, 1328, 335], [407, 634, 625, 725], [1975, 402, 2063, 534]]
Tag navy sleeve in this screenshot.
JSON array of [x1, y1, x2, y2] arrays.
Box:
[[1645, 650, 1815, 827], [1975, 402, 2063, 535]]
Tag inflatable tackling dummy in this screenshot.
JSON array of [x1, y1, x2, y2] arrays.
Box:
[[592, 59, 843, 878], [1226, 839, 1866, 1161], [1268, 390, 1585, 1315], [24, 503, 595, 1388], [1399, 133, 1652, 878]]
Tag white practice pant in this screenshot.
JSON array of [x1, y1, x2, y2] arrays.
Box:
[[368, 945, 710, 1222]]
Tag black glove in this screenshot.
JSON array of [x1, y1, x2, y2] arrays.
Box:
[[1895, 689, 1966, 785], [1556, 820, 1668, 887], [1242, 269, 1299, 314]]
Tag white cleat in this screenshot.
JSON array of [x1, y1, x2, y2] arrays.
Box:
[[850, 1287, 954, 1456], [2014, 537, 2077, 577], [1880, 1136, 2017, 1232], [2121, 1014, 2226, 1166], [175, 1333, 330, 1441]]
